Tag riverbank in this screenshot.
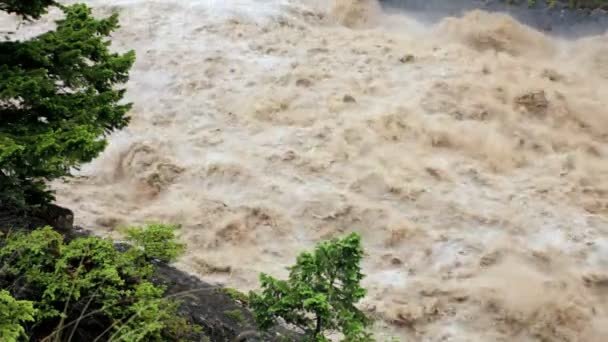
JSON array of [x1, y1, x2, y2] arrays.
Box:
[[0, 205, 297, 341], [380, 0, 608, 36]]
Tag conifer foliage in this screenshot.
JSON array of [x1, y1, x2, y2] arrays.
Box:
[[0, 0, 134, 207]]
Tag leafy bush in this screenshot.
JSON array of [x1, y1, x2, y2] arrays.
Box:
[[0, 290, 36, 341], [0, 224, 196, 342], [124, 223, 185, 263], [0, 1, 134, 207], [250, 233, 373, 342]]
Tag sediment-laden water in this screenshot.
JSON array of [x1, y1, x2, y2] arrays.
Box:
[[4, 0, 607, 340]]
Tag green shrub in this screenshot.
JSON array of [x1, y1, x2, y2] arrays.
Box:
[[0, 290, 36, 341], [250, 233, 373, 342], [0, 224, 196, 341], [0, 1, 134, 208], [124, 223, 185, 263]]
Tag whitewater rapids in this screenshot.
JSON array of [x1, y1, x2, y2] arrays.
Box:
[[5, 0, 608, 340]]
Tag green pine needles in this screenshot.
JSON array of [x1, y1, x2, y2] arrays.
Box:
[[0, 1, 134, 207], [0, 0, 56, 19], [250, 233, 373, 342]]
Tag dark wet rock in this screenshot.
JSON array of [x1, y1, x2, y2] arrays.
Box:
[[0, 204, 73, 235], [0, 204, 300, 341], [399, 54, 415, 63], [295, 78, 312, 87], [541, 68, 565, 82], [31, 204, 74, 231], [343, 94, 357, 103], [153, 262, 298, 341], [515, 90, 549, 116]]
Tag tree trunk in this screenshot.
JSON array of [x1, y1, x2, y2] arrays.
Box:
[[315, 314, 322, 336]]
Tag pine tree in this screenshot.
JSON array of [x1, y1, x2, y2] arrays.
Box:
[[0, 0, 134, 207]]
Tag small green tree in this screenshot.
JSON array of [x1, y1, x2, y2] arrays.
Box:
[[250, 233, 373, 342], [0, 0, 134, 207]]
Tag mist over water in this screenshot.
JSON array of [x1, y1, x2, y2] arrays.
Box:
[[9, 0, 606, 339]]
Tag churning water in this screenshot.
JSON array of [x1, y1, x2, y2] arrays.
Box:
[[5, 0, 608, 340]]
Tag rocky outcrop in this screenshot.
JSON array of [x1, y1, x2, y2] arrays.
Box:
[[152, 262, 297, 341], [0, 204, 299, 342], [0, 204, 74, 235]]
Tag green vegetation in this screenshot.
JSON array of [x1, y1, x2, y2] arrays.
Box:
[[0, 0, 134, 208], [223, 288, 250, 306], [0, 224, 197, 342], [0, 1, 378, 341], [250, 233, 372, 342], [0, 290, 36, 341], [0, 2, 204, 340], [124, 223, 185, 262], [223, 309, 245, 324], [571, 0, 608, 9], [526, 0, 555, 7], [520, 0, 608, 9], [0, 0, 55, 19]]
